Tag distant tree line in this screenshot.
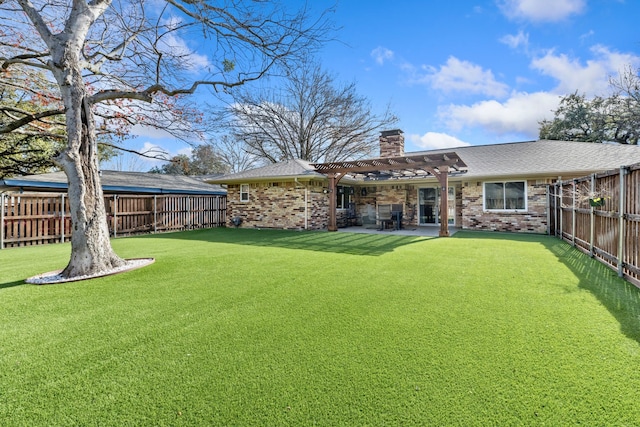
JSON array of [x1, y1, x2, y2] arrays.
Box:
[[148, 145, 229, 175], [539, 65, 640, 145]]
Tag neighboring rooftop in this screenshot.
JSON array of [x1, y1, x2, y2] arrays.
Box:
[[0, 170, 225, 195]]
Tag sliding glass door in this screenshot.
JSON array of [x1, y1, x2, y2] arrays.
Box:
[[418, 187, 456, 225]]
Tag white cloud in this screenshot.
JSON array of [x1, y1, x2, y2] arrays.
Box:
[[498, 0, 586, 22], [130, 124, 176, 140], [176, 146, 193, 157], [409, 132, 471, 150], [434, 45, 640, 139], [159, 32, 211, 72], [371, 46, 394, 65], [580, 30, 595, 42], [415, 56, 509, 98], [531, 45, 640, 96], [500, 30, 529, 50], [440, 91, 560, 136]]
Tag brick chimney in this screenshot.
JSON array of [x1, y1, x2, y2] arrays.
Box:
[[379, 129, 404, 158]]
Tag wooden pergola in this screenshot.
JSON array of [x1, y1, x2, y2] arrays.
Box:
[[312, 152, 467, 237]]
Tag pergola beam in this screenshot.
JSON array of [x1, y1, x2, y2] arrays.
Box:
[[313, 153, 465, 175]]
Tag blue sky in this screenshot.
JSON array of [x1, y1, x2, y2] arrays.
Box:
[[108, 0, 640, 170]]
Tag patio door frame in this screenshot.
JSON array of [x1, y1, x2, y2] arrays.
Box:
[[418, 186, 456, 226]]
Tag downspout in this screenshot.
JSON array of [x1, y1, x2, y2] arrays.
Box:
[[546, 186, 550, 236], [558, 180, 563, 241], [294, 178, 308, 230]]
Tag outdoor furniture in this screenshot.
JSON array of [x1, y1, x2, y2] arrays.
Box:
[[391, 204, 403, 230], [377, 204, 394, 230], [346, 202, 358, 226]]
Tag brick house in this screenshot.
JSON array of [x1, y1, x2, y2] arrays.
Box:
[[208, 130, 640, 234]]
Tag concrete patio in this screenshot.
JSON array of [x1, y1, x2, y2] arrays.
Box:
[[336, 225, 459, 237]]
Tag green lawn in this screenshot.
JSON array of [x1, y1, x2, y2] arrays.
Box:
[[1, 228, 640, 426]]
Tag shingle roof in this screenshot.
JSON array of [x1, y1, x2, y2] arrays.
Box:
[[0, 170, 225, 195], [206, 159, 325, 183], [206, 140, 640, 184], [418, 140, 640, 180]]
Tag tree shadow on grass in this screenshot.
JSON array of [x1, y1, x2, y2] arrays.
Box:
[[138, 227, 432, 256], [454, 231, 640, 344], [546, 240, 640, 343], [0, 280, 27, 290]]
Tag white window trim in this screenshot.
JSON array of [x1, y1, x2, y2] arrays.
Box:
[[483, 180, 528, 212], [239, 184, 250, 202]]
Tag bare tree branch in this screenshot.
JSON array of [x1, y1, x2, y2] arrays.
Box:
[[219, 58, 397, 163]]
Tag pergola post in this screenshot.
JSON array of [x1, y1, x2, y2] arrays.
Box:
[[426, 166, 450, 237], [438, 166, 450, 237]]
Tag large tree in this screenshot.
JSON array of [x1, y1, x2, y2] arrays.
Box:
[[148, 144, 228, 175], [0, 0, 330, 278], [0, 65, 64, 177], [539, 66, 640, 145], [220, 58, 397, 163], [0, 65, 117, 177], [212, 133, 264, 173]]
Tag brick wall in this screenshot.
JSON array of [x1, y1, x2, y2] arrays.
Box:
[[227, 180, 328, 230], [461, 180, 548, 233]]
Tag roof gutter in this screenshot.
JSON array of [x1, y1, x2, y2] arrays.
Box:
[[0, 179, 224, 196], [207, 174, 325, 185]]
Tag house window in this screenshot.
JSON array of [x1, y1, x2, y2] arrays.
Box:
[[484, 181, 526, 211], [336, 186, 353, 209], [240, 184, 249, 202]]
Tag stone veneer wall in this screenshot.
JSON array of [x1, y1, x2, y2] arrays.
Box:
[[373, 184, 414, 226], [227, 180, 328, 230], [461, 180, 548, 233], [379, 130, 404, 158]]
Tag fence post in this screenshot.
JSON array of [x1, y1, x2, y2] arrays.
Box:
[[154, 195, 157, 234], [0, 193, 5, 250], [60, 194, 65, 244], [558, 182, 563, 240], [552, 184, 557, 236], [113, 194, 118, 238], [618, 166, 628, 277], [187, 195, 191, 229], [589, 174, 595, 257], [571, 180, 576, 246]]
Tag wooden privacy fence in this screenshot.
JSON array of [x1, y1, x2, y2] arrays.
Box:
[[548, 162, 640, 288], [1, 193, 226, 249]]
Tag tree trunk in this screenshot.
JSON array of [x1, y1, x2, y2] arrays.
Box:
[[54, 57, 125, 278]]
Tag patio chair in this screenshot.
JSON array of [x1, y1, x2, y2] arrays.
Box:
[[346, 202, 358, 226], [391, 204, 403, 230], [377, 204, 394, 230]]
